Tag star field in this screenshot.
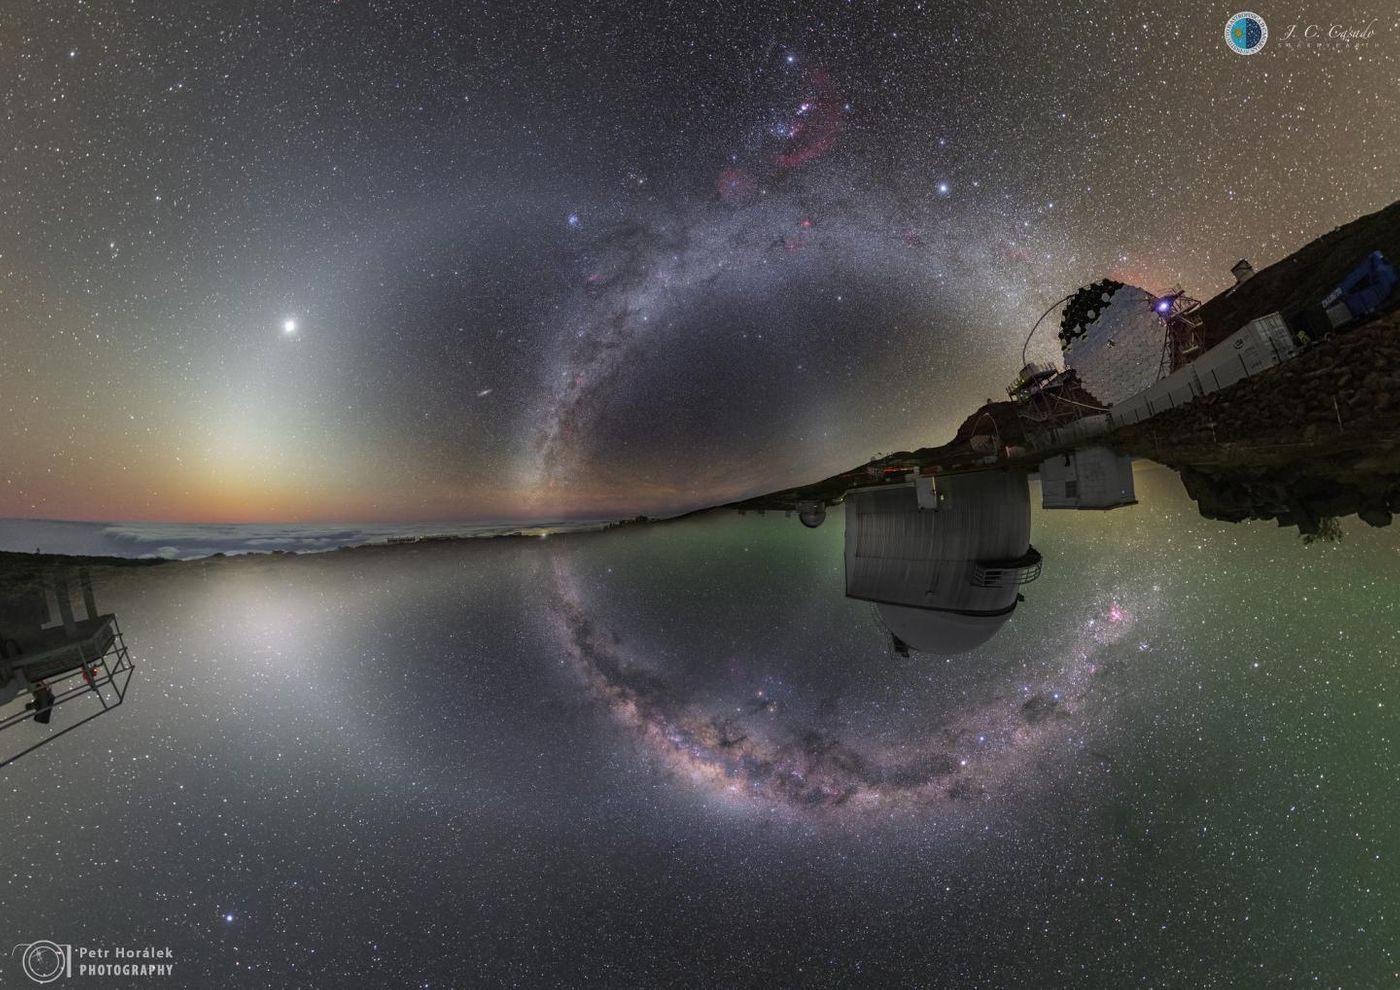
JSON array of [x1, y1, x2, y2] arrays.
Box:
[[1, 1, 1396, 522], [2, 3, 1400, 985], [3, 467, 1399, 984]]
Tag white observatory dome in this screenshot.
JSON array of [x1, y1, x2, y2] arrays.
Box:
[[874, 604, 1010, 655], [843, 470, 1041, 656]]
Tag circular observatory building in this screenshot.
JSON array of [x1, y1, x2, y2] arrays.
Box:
[[843, 470, 1041, 656]]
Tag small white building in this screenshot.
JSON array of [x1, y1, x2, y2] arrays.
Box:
[[1038, 447, 1136, 510]]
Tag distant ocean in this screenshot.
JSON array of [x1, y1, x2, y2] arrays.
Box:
[[0, 518, 605, 560]]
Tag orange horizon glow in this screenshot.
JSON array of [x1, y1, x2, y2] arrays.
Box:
[[0, 471, 772, 526]]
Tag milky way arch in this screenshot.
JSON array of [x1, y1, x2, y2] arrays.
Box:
[[547, 554, 1150, 816], [523, 164, 1064, 507]]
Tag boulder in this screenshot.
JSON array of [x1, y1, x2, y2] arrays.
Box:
[[1358, 506, 1393, 528]]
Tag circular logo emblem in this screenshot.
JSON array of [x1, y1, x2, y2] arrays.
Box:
[[19, 941, 68, 984], [1225, 11, 1268, 54]]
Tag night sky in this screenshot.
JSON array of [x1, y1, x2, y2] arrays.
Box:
[[3, 1, 1397, 523], [5, 467, 1400, 984], [4, 4, 1400, 986]]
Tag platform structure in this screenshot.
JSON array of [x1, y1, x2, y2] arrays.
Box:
[[0, 569, 136, 769], [1007, 362, 1113, 452], [1157, 289, 1206, 378]]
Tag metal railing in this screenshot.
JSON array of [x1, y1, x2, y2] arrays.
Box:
[[971, 547, 1044, 588], [0, 617, 135, 770]]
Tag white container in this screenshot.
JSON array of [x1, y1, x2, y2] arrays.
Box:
[[1190, 312, 1292, 396], [1039, 447, 1137, 509]]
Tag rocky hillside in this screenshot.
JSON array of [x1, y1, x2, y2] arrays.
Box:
[[1198, 200, 1400, 348], [1108, 314, 1400, 534], [725, 199, 1400, 532]]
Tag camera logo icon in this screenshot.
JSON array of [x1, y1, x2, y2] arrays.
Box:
[[11, 941, 73, 984]]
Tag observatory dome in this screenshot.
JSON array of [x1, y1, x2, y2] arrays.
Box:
[[797, 501, 827, 528], [843, 470, 1041, 656], [875, 604, 1009, 655], [1059, 282, 1165, 406]]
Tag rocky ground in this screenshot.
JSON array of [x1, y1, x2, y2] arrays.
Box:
[[1195, 200, 1400, 349], [728, 199, 1400, 535], [728, 313, 1400, 534], [1107, 314, 1400, 535]]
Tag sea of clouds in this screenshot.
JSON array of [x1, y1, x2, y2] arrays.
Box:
[[0, 518, 597, 560]]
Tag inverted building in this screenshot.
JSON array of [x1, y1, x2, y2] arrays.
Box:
[[844, 469, 1041, 656]]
